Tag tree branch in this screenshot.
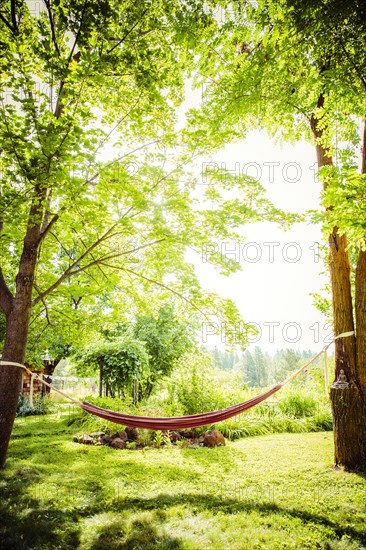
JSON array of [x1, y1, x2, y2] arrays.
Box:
[[52, 78, 86, 154], [107, 9, 148, 55], [0, 267, 14, 316], [98, 263, 208, 318], [43, 0, 60, 56], [84, 139, 160, 186], [39, 212, 60, 244], [53, 0, 87, 120], [32, 237, 167, 306], [10, 0, 17, 33], [33, 284, 51, 325], [79, 237, 109, 282], [67, 0, 89, 67], [0, 12, 14, 33], [92, 93, 143, 158], [31, 218, 128, 307]]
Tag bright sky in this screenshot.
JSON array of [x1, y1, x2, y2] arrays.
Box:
[[191, 131, 331, 353]]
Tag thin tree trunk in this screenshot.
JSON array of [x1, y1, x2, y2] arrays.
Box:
[[99, 364, 103, 397], [342, 118, 366, 470]]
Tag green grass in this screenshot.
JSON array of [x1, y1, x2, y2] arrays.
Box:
[[1, 413, 366, 549]]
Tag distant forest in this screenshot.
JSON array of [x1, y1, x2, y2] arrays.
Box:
[[208, 347, 326, 388]]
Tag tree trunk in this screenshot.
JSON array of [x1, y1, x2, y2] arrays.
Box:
[[42, 359, 60, 396], [355, 249, 366, 392], [310, 95, 366, 471], [355, 117, 366, 394], [99, 364, 103, 397], [330, 387, 366, 471], [0, 305, 32, 468], [0, 192, 44, 468], [328, 229, 356, 382]]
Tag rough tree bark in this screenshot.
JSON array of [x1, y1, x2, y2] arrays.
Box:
[[0, 192, 45, 468], [311, 97, 366, 471]]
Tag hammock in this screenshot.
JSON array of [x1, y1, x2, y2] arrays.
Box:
[[80, 384, 282, 430], [0, 331, 353, 431]]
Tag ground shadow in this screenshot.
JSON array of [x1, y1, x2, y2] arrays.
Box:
[[90, 518, 183, 550], [0, 467, 81, 550], [108, 492, 366, 547], [1, 475, 366, 549]]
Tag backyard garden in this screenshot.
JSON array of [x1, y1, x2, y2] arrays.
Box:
[[1, 0, 366, 548]]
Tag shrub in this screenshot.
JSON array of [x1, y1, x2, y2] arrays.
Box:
[[67, 395, 134, 432], [278, 392, 317, 418], [170, 353, 229, 415], [16, 394, 50, 417]]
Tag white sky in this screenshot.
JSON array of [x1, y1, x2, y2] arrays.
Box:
[[191, 131, 331, 353], [172, 82, 329, 353]]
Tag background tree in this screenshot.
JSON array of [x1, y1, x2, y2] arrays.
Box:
[[133, 304, 195, 399], [241, 347, 268, 387], [75, 304, 194, 401], [209, 347, 240, 370], [75, 337, 149, 402]]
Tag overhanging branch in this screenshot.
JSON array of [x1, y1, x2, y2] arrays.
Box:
[[39, 212, 60, 244], [98, 263, 208, 318], [32, 231, 166, 306]]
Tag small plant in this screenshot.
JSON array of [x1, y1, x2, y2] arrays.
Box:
[[153, 430, 164, 447], [162, 431, 172, 447], [126, 441, 137, 450], [136, 429, 154, 447]]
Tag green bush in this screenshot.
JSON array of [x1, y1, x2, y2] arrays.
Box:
[[278, 392, 317, 418], [16, 394, 50, 417], [67, 364, 333, 443], [67, 395, 134, 432], [169, 353, 230, 415]]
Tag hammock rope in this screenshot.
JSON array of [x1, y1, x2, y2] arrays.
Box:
[[0, 331, 354, 430]]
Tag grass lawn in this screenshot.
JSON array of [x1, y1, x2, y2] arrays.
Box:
[[1, 413, 365, 550]]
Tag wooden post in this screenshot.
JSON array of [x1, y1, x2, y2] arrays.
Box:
[[29, 373, 36, 408]]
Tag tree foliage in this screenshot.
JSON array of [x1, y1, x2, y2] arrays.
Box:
[[189, 0, 366, 243], [75, 305, 194, 399], [0, 0, 290, 358], [133, 305, 195, 398], [77, 336, 149, 398]]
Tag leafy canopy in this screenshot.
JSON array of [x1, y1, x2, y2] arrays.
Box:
[[0, 0, 266, 355]]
